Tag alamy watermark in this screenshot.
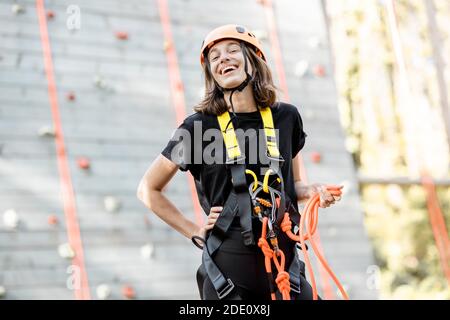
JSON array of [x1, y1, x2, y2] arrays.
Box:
[[66, 265, 81, 290], [366, 265, 381, 290], [169, 121, 282, 174], [66, 5, 81, 30]]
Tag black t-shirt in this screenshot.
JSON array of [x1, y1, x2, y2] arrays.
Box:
[[161, 102, 308, 216]]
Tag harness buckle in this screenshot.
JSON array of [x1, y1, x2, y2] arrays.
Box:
[[217, 278, 236, 299], [242, 229, 255, 246]]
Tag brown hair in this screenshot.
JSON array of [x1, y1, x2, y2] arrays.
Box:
[[194, 43, 278, 115]]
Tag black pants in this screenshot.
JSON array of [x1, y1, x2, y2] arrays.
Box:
[[199, 227, 318, 300]]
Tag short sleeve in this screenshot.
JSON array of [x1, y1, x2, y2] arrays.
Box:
[[292, 107, 308, 157], [161, 116, 197, 173]]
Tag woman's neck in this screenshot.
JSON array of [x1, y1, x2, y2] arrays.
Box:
[[224, 85, 257, 113]]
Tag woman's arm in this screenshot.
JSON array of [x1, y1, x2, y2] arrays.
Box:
[[292, 153, 311, 202], [137, 154, 201, 239], [292, 153, 341, 207]]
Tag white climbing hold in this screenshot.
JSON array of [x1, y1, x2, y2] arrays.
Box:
[[308, 36, 322, 49], [304, 109, 315, 120], [340, 180, 351, 195], [345, 136, 359, 153], [96, 284, 111, 300], [93, 75, 108, 90], [38, 126, 56, 137], [140, 243, 155, 260], [3, 209, 20, 229], [58, 243, 75, 259], [0, 286, 6, 298], [104, 196, 121, 213], [252, 29, 267, 41], [294, 60, 309, 78], [12, 4, 26, 15], [327, 227, 337, 237]]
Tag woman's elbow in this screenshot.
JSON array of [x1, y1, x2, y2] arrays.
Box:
[[137, 179, 154, 209]]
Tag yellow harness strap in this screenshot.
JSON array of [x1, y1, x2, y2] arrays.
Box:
[[217, 107, 280, 161]]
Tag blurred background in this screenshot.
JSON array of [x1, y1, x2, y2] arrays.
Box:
[[0, 0, 448, 300]]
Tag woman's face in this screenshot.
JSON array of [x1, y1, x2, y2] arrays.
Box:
[[207, 39, 252, 89]]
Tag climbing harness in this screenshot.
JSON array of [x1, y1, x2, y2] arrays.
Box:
[[194, 105, 349, 300], [194, 24, 349, 300]]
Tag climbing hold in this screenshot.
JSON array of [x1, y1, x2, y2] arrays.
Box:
[[304, 109, 315, 120], [104, 196, 121, 213], [310, 151, 322, 163], [77, 157, 90, 170], [0, 286, 6, 299], [308, 36, 322, 49], [47, 215, 59, 226], [345, 136, 359, 153], [38, 126, 56, 138], [176, 82, 183, 91], [11, 4, 25, 15], [121, 285, 136, 299], [340, 180, 351, 196], [295, 60, 309, 78], [163, 40, 171, 51], [327, 227, 337, 237], [313, 64, 326, 77], [140, 243, 155, 260], [96, 284, 111, 300], [58, 243, 75, 259], [3, 209, 20, 229], [46, 10, 55, 19], [66, 91, 76, 101], [93, 75, 108, 90], [115, 31, 129, 40], [252, 29, 268, 41]]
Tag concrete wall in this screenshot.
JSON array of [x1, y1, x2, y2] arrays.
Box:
[[0, 0, 377, 299]]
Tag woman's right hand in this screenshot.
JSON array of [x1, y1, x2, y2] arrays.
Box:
[[197, 206, 223, 239]]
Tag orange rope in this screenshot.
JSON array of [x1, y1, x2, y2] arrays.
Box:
[[258, 217, 291, 300], [260, 0, 336, 299], [281, 186, 349, 300], [36, 0, 91, 300], [421, 173, 450, 287], [157, 0, 204, 227]]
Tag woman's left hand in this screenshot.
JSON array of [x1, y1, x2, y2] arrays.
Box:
[[308, 183, 343, 208]]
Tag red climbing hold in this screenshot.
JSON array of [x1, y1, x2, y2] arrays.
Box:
[[48, 215, 59, 226], [122, 285, 136, 299], [66, 91, 76, 101], [46, 10, 55, 19], [77, 157, 90, 170], [313, 64, 326, 77], [311, 151, 322, 163], [163, 40, 171, 51], [115, 31, 129, 40]]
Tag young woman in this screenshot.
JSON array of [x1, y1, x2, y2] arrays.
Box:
[[137, 24, 342, 300]]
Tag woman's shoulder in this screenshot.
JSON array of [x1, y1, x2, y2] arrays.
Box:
[[272, 101, 302, 117], [182, 111, 216, 125]]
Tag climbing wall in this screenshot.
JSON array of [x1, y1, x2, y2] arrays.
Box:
[[0, 0, 377, 299]]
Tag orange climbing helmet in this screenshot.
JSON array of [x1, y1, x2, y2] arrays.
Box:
[[200, 24, 266, 65]]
